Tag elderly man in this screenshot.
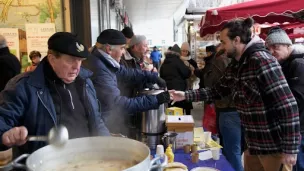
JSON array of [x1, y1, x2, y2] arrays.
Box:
[[121, 35, 151, 70], [266, 27, 304, 171], [170, 18, 300, 171], [83, 29, 169, 138], [0, 35, 21, 91], [0, 32, 110, 156]]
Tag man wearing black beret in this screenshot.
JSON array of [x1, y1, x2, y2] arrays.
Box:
[[0, 32, 110, 156], [83, 29, 170, 138]]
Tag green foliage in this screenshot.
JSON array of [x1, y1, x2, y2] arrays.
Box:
[[38, 0, 61, 23]]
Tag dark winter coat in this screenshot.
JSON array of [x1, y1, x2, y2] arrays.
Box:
[[0, 47, 21, 91]]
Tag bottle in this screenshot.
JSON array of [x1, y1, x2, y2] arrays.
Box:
[[165, 144, 174, 163]]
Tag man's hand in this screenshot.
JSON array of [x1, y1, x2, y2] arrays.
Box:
[[2, 126, 28, 147], [169, 90, 186, 104], [281, 153, 297, 166]]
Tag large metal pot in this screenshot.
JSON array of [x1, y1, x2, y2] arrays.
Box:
[[1, 137, 167, 171], [140, 89, 167, 149]]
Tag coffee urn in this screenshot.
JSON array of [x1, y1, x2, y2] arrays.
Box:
[[140, 89, 167, 149]]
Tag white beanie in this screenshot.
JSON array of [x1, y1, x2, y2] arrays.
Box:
[[265, 27, 292, 46]]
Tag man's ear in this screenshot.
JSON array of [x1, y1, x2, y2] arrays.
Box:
[[105, 45, 112, 54], [47, 53, 55, 63], [234, 36, 241, 44]]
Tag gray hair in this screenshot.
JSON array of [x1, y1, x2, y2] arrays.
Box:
[[95, 42, 121, 51], [0, 35, 7, 49], [129, 35, 146, 47]]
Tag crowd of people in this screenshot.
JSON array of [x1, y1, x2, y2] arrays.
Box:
[[0, 17, 303, 171]]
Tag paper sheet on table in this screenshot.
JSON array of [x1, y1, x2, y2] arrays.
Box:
[[194, 127, 222, 150], [194, 127, 205, 142], [199, 150, 213, 161]]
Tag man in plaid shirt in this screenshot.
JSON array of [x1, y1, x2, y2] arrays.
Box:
[[170, 18, 300, 171]]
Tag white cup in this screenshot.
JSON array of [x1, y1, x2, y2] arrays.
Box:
[[204, 131, 212, 143], [156, 145, 165, 156], [211, 148, 220, 160]]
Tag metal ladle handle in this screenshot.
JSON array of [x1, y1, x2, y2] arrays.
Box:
[[27, 136, 48, 142]]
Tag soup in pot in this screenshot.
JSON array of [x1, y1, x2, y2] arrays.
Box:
[[45, 159, 138, 171]]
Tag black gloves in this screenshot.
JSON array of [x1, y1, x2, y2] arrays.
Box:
[[156, 91, 171, 104], [156, 77, 167, 88]]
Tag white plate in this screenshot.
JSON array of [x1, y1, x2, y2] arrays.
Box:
[[190, 167, 220, 171]]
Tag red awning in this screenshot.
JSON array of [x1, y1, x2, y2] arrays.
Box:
[[259, 22, 304, 39], [200, 0, 304, 37]]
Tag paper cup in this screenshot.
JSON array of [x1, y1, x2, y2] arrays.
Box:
[[191, 152, 199, 163], [156, 145, 164, 155], [211, 148, 220, 160], [183, 144, 191, 153]]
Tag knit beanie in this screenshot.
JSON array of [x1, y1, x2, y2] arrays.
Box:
[[170, 44, 181, 55], [121, 27, 134, 39], [265, 26, 292, 46]]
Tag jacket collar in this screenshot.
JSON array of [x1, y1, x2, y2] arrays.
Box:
[[27, 57, 92, 89], [126, 48, 141, 62], [0, 47, 10, 56], [124, 49, 133, 60], [235, 36, 269, 66], [281, 53, 304, 68], [91, 46, 119, 72]]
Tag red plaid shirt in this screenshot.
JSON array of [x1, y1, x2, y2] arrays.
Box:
[[186, 43, 300, 155]]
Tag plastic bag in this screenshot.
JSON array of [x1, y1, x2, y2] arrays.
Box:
[[202, 103, 217, 134]]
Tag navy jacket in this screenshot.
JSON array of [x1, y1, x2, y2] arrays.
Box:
[[0, 59, 110, 154], [83, 48, 160, 117]]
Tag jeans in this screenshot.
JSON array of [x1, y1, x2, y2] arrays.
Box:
[[219, 111, 244, 171], [153, 61, 159, 70], [293, 134, 304, 171]]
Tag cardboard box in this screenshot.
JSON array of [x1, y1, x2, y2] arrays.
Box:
[[165, 107, 183, 116], [166, 115, 194, 149]]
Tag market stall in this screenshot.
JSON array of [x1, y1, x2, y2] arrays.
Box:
[[259, 22, 304, 39], [200, 0, 304, 37]]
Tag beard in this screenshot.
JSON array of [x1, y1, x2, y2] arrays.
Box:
[[226, 46, 237, 59]]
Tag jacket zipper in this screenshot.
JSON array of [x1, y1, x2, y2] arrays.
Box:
[[37, 91, 56, 125], [63, 84, 75, 110]]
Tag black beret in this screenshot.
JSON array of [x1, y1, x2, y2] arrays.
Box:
[[48, 32, 89, 58], [97, 29, 126, 45], [121, 27, 134, 39]]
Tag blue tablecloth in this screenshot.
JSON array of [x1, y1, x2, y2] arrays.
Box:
[[152, 149, 235, 171]]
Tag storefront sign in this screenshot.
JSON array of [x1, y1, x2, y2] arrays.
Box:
[[25, 23, 56, 61], [0, 28, 20, 60]]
